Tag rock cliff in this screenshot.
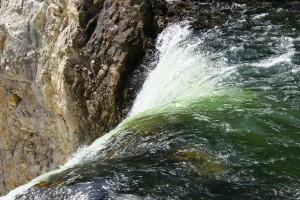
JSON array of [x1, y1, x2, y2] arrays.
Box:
[[0, 0, 263, 195], [0, 0, 169, 195]]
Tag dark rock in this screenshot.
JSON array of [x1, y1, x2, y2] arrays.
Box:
[[0, 0, 172, 195]]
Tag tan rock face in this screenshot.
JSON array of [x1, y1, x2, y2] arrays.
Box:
[[7, 93, 20, 108], [0, 0, 169, 195]]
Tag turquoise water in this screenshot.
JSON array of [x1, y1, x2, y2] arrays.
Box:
[[7, 3, 300, 200]]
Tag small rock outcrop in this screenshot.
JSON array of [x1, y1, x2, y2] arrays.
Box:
[[0, 0, 169, 195]]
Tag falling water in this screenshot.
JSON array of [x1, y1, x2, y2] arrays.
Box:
[[2, 3, 300, 200]]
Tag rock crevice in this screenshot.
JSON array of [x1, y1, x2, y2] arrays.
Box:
[[0, 0, 169, 195]]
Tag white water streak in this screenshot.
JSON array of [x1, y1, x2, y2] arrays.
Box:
[[130, 24, 217, 116], [3, 18, 298, 199]]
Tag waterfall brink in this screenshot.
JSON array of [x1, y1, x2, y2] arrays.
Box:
[[1, 22, 195, 200], [3, 21, 234, 199], [2, 4, 300, 199], [130, 24, 218, 116]]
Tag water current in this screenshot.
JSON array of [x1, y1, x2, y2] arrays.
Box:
[[2, 2, 300, 200]]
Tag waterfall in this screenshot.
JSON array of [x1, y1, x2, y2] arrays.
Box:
[[129, 23, 234, 116], [1, 22, 195, 200], [2, 4, 300, 199]]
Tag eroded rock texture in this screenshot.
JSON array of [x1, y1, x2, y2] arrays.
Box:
[[0, 0, 168, 195]]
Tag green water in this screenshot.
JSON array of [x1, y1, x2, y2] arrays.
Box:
[[12, 2, 300, 200]]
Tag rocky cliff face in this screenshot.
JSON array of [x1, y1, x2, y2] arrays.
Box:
[[0, 0, 169, 195]]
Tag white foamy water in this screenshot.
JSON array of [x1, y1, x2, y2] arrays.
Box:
[[253, 36, 295, 68], [0, 24, 214, 199], [130, 24, 220, 116], [2, 9, 300, 198]]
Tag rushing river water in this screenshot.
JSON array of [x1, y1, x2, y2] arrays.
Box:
[[3, 2, 300, 200]]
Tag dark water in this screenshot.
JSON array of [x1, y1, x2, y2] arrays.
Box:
[[14, 3, 300, 200]]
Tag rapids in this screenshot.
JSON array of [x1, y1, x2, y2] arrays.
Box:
[[2, 2, 300, 200]]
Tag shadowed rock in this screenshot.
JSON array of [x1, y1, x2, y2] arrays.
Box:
[[0, 0, 170, 195]]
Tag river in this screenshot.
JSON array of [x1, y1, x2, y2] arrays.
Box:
[[3, 2, 300, 200]]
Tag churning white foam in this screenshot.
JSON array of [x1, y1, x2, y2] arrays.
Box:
[[129, 24, 216, 116]]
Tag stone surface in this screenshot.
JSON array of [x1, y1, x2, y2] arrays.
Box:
[[1, 0, 295, 196], [0, 0, 170, 195]]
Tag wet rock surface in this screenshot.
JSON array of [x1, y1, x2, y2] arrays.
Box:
[[0, 0, 170, 195], [2, 0, 297, 196]]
